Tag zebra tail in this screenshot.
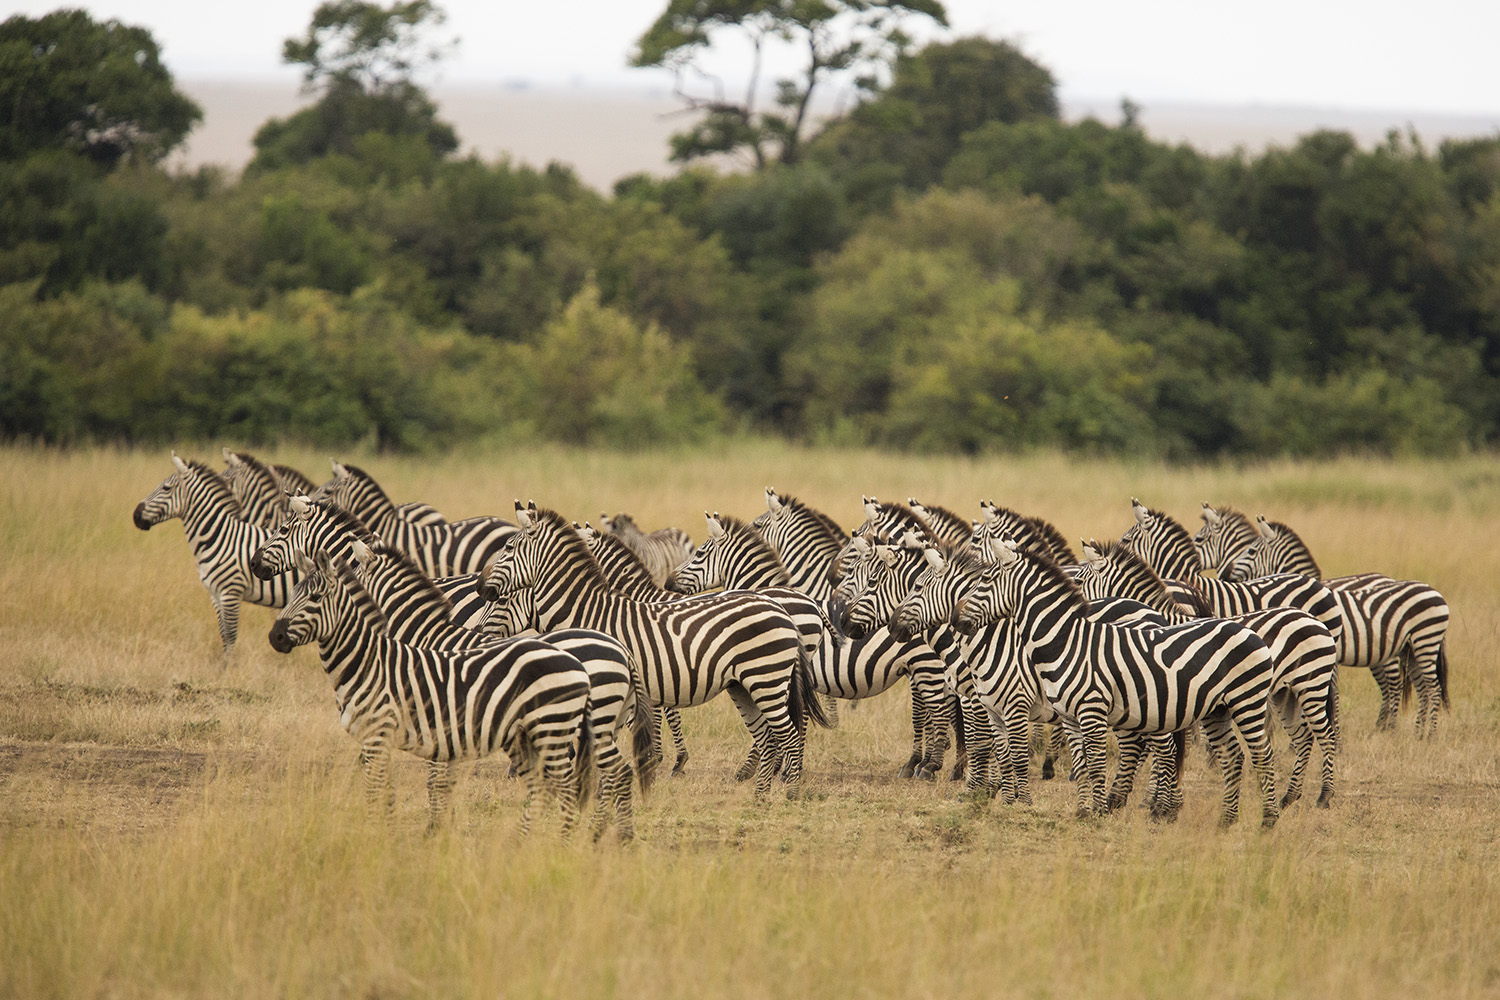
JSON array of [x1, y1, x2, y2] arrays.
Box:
[[1437, 641, 1450, 711], [817, 599, 846, 649], [627, 658, 658, 798], [573, 695, 597, 816], [1328, 663, 1343, 753], [1399, 647, 1414, 710], [796, 643, 834, 731]]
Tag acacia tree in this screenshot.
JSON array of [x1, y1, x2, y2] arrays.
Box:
[[631, 0, 947, 169], [250, 0, 458, 173]]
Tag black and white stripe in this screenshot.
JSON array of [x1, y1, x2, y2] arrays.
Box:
[[269, 550, 595, 836], [480, 503, 828, 797], [1075, 539, 1341, 809], [750, 488, 850, 598], [599, 512, 694, 586], [1234, 517, 1451, 735], [312, 460, 515, 576], [955, 538, 1283, 828], [347, 541, 654, 841], [134, 453, 294, 655]]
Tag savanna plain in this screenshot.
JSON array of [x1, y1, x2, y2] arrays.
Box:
[[2, 442, 1498, 999]]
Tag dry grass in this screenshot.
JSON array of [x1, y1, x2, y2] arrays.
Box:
[[2, 442, 1498, 999]]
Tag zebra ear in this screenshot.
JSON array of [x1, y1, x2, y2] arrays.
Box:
[[980, 501, 998, 524], [350, 539, 373, 565], [986, 536, 1020, 567], [330, 459, 350, 479], [706, 513, 725, 539], [765, 488, 783, 515], [514, 500, 532, 528], [314, 549, 337, 577], [289, 495, 312, 517], [1081, 539, 1101, 562], [850, 534, 870, 555], [222, 448, 239, 465], [171, 452, 188, 474], [863, 496, 880, 521], [878, 546, 898, 568], [907, 497, 922, 511], [1256, 516, 1277, 540], [1200, 502, 1220, 526], [923, 547, 944, 571], [295, 551, 318, 577], [899, 529, 924, 550], [1131, 498, 1149, 524]]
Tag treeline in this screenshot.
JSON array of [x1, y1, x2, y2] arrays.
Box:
[[2, 10, 1497, 457]]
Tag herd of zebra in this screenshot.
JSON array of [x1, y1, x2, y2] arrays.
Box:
[[132, 449, 1452, 839]]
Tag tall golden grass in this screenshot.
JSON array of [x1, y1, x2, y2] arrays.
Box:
[[1, 442, 1497, 998]]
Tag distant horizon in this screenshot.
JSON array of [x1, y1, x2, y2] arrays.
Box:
[[169, 76, 1500, 193]]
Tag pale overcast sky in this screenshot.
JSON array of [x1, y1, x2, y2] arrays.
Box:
[[3, 0, 1499, 117]]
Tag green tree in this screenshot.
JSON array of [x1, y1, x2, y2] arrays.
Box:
[[810, 36, 1059, 202], [0, 9, 201, 168], [249, 0, 457, 174], [631, 0, 948, 168]]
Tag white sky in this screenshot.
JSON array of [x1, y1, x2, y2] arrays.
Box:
[[3, 0, 1499, 117]]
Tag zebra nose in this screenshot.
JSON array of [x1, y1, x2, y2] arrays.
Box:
[[250, 551, 274, 580], [267, 621, 295, 654], [479, 582, 501, 603], [133, 504, 152, 531], [889, 621, 912, 643]]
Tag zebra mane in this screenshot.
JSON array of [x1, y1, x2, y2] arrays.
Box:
[[1024, 515, 1077, 565], [774, 493, 848, 543], [868, 499, 939, 546], [306, 498, 379, 548], [1086, 539, 1212, 618], [716, 513, 792, 581], [227, 450, 278, 489], [981, 502, 1059, 557], [333, 463, 394, 510], [327, 555, 390, 635], [361, 541, 454, 622], [532, 507, 610, 587], [1260, 518, 1322, 578], [1134, 504, 1197, 560], [1017, 544, 1092, 616], [590, 529, 658, 589], [908, 498, 971, 543], [272, 463, 318, 494], [184, 459, 243, 517]]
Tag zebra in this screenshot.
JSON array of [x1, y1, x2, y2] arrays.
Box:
[[843, 537, 1176, 810], [751, 488, 849, 597], [599, 512, 695, 586], [1232, 516, 1451, 735], [480, 502, 830, 797], [1124, 500, 1448, 735], [905, 498, 973, 543], [269, 549, 595, 837], [345, 539, 654, 841], [1074, 539, 1341, 809], [134, 453, 294, 657], [581, 517, 852, 781], [667, 512, 957, 779], [1192, 503, 1261, 578], [220, 449, 296, 530], [312, 460, 516, 576], [954, 537, 1283, 828], [975, 500, 1079, 567]]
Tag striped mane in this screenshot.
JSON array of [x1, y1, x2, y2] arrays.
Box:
[[362, 541, 454, 621], [533, 507, 610, 588], [331, 463, 394, 511], [272, 463, 318, 494], [1087, 539, 1212, 617], [227, 450, 279, 491], [1134, 503, 1197, 564], [1261, 518, 1322, 578], [1017, 543, 1091, 616], [717, 513, 791, 582], [869, 499, 940, 547], [185, 459, 243, 517], [590, 529, 658, 588], [1025, 515, 1077, 565], [329, 556, 389, 635], [775, 493, 848, 543], [307, 498, 379, 548], [908, 498, 971, 543]]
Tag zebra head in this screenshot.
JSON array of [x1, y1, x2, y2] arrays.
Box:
[[952, 538, 1023, 636], [839, 540, 907, 640], [1117, 498, 1201, 581], [133, 453, 193, 530], [1193, 503, 1259, 579], [890, 543, 973, 642], [478, 502, 541, 602], [268, 552, 332, 653], [479, 582, 537, 639], [250, 494, 345, 580], [664, 512, 727, 594], [1231, 515, 1317, 581]]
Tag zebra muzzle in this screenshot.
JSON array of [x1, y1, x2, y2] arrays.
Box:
[[132, 504, 153, 531], [267, 621, 297, 654], [249, 551, 276, 580]]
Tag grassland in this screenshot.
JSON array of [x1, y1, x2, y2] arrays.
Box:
[[2, 441, 1498, 999]]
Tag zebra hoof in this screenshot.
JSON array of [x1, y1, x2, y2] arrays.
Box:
[[898, 763, 917, 780], [1260, 814, 1279, 831], [1316, 789, 1334, 808], [1041, 760, 1056, 780], [916, 767, 938, 782], [948, 765, 965, 782], [1280, 788, 1302, 810]]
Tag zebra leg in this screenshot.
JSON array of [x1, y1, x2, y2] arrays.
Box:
[[425, 761, 454, 833], [900, 693, 925, 779], [358, 743, 395, 821], [949, 691, 968, 782], [209, 590, 241, 660], [1273, 689, 1313, 810], [912, 676, 954, 780], [1200, 712, 1243, 828], [725, 686, 780, 796], [1370, 658, 1403, 731], [959, 692, 996, 796], [1074, 712, 1110, 819], [662, 707, 690, 776], [1301, 677, 1341, 809], [1041, 723, 1068, 781], [590, 737, 624, 842], [1106, 734, 1150, 814], [998, 702, 1035, 805]]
